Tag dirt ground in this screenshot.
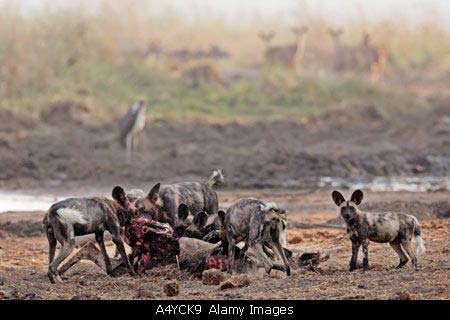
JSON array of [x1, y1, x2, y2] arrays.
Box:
[[1, 190, 449, 300], [0, 98, 449, 191]]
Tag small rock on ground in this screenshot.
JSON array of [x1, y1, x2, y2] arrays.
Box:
[[219, 274, 251, 290], [389, 291, 412, 300], [164, 280, 180, 296], [135, 289, 155, 299], [202, 268, 226, 285]]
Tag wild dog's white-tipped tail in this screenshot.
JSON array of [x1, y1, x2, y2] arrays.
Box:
[[415, 236, 426, 255], [411, 216, 425, 255]]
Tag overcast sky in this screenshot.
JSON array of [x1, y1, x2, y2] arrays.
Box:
[[5, 0, 450, 30]]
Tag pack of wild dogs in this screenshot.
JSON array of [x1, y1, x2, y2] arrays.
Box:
[[43, 170, 425, 284]]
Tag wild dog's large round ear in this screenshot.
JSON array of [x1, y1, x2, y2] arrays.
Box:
[[147, 183, 160, 202], [112, 186, 127, 206], [193, 211, 208, 228], [178, 204, 190, 220], [350, 189, 364, 205], [332, 190, 346, 206], [218, 210, 226, 224]]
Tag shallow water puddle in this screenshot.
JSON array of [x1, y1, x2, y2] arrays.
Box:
[[0, 176, 449, 213], [0, 191, 66, 213], [318, 176, 450, 192]]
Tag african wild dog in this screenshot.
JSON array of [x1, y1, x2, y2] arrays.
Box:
[[332, 189, 426, 271], [173, 203, 224, 243], [221, 198, 291, 276], [134, 169, 224, 227], [43, 186, 137, 283], [113, 188, 146, 258]]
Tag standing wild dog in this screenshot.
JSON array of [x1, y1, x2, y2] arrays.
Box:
[[135, 170, 224, 227], [221, 198, 291, 276], [43, 186, 137, 283], [113, 188, 146, 258], [332, 190, 426, 271]]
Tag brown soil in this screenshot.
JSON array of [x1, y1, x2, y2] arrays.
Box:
[[0, 101, 449, 190], [40, 99, 104, 127], [0, 190, 449, 300]]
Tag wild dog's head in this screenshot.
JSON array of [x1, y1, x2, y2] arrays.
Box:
[[261, 202, 287, 245], [332, 190, 364, 222], [173, 204, 210, 238], [209, 169, 225, 188], [126, 189, 145, 204], [112, 186, 138, 226], [262, 201, 286, 216], [173, 204, 193, 238], [134, 183, 167, 222]]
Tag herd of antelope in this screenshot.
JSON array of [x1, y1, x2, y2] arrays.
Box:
[[140, 26, 389, 85], [43, 170, 425, 284], [260, 26, 388, 81]]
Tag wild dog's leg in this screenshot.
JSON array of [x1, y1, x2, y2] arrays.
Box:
[[349, 240, 360, 271], [362, 239, 369, 271], [227, 237, 236, 274], [390, 239, 409, 268], [48, 224, 75, 283], [254, 242, 273, 274], [273, 240, 291, 276], [48, 242, 75, 283], [95, 231, 113, 276], [110, 227, 136, 276], [237, 241, 250, 264], [45, 226, 57, 264], [263, 242, 275, 259], [113, 227, 124, 258], [401, 236, 418, 269]]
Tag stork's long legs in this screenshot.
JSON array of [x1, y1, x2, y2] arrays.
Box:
[[126, 134, 132, 162]]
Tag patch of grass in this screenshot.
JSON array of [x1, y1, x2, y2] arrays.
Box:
[[0, 3, 447, 123], [1, 56, 427, 123]]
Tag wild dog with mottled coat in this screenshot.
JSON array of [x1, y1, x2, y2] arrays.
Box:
[[221, 198, 291, 276], [43, 186, 138, 283], [135, 170, 224, 227], [332, 189, 426, 271], [173, 204, 224, 243]]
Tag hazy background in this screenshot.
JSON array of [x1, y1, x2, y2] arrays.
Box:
[[7, 0, 450, 29], [0, 0, 449, 190]]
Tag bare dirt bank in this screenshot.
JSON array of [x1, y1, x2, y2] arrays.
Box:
[[0, 102, 449, 191], [0, 190, 449, 300]]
